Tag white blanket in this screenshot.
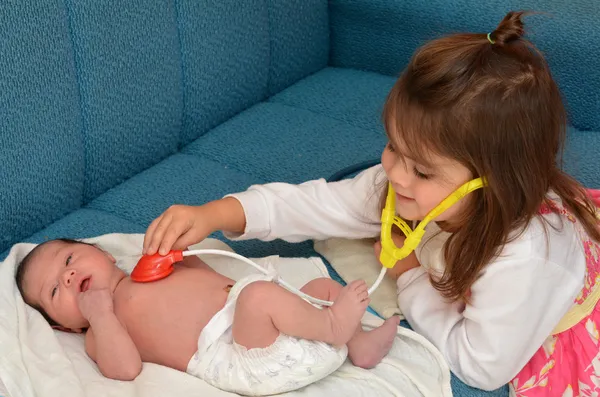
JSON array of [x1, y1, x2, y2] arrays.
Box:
[[0, 234, 452, 397]]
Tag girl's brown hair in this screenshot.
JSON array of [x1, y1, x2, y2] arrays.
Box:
[[382, 11, 600, 302]]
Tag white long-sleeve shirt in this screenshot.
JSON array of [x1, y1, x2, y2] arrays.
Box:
[[226, 165, 586, 391]]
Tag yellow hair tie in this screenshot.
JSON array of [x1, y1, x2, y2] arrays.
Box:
[[487, 32, 495, 45]]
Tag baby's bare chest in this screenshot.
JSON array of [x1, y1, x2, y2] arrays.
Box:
[[113, 266, 234, 370]]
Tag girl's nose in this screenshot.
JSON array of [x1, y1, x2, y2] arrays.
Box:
[[389, 159, 412, 189], [62, 269, 76, 287]]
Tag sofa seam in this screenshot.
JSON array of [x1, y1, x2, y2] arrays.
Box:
[[175, 152, 269, 184], [178, 153, 268, 183], [173, 0, 187, 150], [265, 0, 273, 98], [265, 99, 384, 134], [63, 0, 87, 206]]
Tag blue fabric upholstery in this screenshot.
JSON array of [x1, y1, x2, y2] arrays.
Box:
[[182, 100, 387, 184], [329, 0, 600, 132], [65, 0, 183, 202], [269, 67, 396, 134], [266, 0, 330, 95], [1, 1, 598, 396], [564, 128, 600, 188], [176, 0, 329, 146], [175, 1, 270, 145], [24, 209, 145, 245], [0, 1, 84, 250], [87, 154, 264, 226], [0, 0, 331, 254]]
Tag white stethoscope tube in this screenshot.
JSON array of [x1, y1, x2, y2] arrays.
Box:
[[183, 249, 387, 307]]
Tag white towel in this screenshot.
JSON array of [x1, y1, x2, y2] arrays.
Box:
[[0, 233, 452, 397]]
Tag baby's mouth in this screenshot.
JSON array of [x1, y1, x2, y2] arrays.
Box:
[[80, 277, 91, 293]]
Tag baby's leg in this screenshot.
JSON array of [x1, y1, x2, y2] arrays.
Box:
[[232, 279, 369, 350], [300, 278, 399, 369]]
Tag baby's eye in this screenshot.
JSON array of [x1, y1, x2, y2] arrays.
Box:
[[386, 142, 396, 152], [66, 255, 72, 266], [51, 285, 57, 298]]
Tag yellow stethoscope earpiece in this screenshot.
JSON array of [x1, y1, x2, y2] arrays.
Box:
[[379, 177, 486, 268]]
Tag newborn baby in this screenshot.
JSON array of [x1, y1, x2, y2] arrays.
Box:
[[16, 239, 399, 396]]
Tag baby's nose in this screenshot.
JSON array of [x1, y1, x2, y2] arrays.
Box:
[[62, 269, 76, 287]]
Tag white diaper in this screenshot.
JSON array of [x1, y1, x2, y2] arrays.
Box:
[[186, 272, 348, 396]]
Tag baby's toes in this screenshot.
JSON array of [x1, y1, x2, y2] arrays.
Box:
[[350, 279, 367, 291], [347, 280, 364, 290], [353, 280, 368, 295], [357, 289, 369, 302]]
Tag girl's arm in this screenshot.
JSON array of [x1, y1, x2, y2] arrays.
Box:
[[144, 164, 385, 255], [225, 164, 385, 242], [396, 226, 584, 390]]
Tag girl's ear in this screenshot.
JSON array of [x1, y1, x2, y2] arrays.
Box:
[[51, 325, 84, 334]]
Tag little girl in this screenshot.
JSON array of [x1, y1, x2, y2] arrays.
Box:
[[143, 11, 600, 396]]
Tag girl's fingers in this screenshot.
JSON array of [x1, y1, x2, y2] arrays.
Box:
[[157, 217, 187, 256], [173, 228, 202, 251], [143, 214, 163, 254], [148, 213, 173, 255]]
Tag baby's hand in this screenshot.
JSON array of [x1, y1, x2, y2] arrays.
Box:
[[143, 204, 214, 256], [78, 289, 114, 323]]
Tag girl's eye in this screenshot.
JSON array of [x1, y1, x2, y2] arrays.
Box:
[[386, 142, 396, 152], [66, 255, 72, 266], [51, 286, 57, 298], [413, 167, 431, 180]]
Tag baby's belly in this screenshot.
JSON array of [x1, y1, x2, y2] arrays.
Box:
[[115, 265, 234, 371]]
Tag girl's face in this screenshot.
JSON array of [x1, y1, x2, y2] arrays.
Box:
[[380, 137, 473, 223]]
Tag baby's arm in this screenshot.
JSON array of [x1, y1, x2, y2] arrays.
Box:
[[79, 289, 142, 381]]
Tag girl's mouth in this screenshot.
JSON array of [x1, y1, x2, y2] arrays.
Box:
[[396, 192, 414, 201]]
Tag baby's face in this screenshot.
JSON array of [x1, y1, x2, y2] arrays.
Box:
[[22, 240, 125, 330]]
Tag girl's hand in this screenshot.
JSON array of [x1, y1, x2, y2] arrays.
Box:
[[143, 197, 246, 256], [374, 233, 420, 281], [143, 204, 212, 256]]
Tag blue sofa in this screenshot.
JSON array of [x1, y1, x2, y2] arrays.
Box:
[[1, 1, 598, 396]]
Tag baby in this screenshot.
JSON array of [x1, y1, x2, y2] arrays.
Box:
[[16, 238, 399, 396]]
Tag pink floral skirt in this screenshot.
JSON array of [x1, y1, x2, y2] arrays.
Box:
[[511, 295, 600, 396], [512, 189, 600, 395]]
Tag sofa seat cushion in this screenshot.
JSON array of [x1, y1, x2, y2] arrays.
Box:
[[268, 67, 396, 134]]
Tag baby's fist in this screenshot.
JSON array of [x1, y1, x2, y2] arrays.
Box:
[[77, 288, 114, 322]]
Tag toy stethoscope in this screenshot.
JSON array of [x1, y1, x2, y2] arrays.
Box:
[[131, 176, 486, 307]]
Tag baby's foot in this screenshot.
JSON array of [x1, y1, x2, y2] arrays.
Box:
[[348, 316, 399, 369], [327, 280, 370, 346]]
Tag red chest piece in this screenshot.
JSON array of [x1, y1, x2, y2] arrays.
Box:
[[130, 250, 184, 282]]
